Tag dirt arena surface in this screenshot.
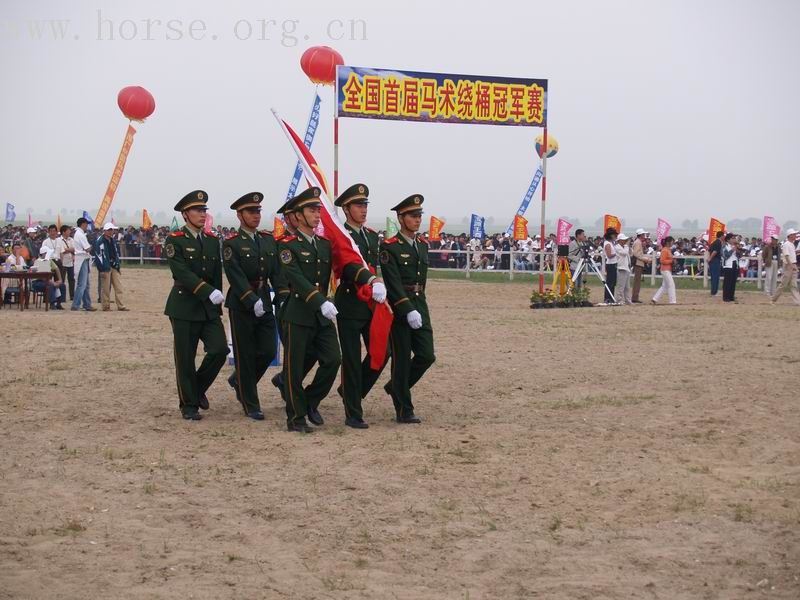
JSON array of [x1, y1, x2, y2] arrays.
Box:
[[1, 268, 798, 599]]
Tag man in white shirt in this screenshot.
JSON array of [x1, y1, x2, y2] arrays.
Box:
[[771, 229, 800, 306], [55, 225, 76, 300], [70, 217, 97, 311]]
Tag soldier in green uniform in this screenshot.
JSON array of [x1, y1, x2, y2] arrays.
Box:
[[164, 190, 228, 420], [380, 194, 436, 424], [222, 192, 289, 421], [333, 183, 388, 429], [278, 187, 341, 433]]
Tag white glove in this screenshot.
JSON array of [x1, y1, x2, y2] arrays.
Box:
[[407, 310, 423, 330], [253, 298, 265, 318], [209, 289, 224, 305], [371, 281, 387, 303], [320, 300, 338, 321]]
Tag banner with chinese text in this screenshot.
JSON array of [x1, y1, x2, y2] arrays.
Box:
[[96, 124, 136, 226], [655, 218, 671, 243], [429, 216, 445, 241], [513, 215, 528, 241], [337, 66, 547, 127], [505, 165, 543, 235], [556, 218, 573, 245], [763, 216, 780, 240], [708, 218, 725, 242], [603, 214, 622, 235]]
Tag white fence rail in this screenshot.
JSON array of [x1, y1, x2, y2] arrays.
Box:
[[120, 246, 774, 289]]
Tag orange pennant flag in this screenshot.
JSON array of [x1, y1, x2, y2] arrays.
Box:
[[603, 214, 622, 234], [429, 216, 445, 241], [96, 124, 137, 227], [513, 215, 529, 240], [707, 217, 725, 242], [273, 216, 285, 239], [142, 209, 153, 229]]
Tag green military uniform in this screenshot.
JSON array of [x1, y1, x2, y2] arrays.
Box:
[[278, 187, 342, 432], [270, 200, 316, 401], [223, 192, 289, 420], [333, 184, 385, 425], [164, 190, 228, 420], [380, 194, 436, 422]]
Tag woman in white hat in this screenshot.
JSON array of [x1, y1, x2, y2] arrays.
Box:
[[615, 233, 633, 305]]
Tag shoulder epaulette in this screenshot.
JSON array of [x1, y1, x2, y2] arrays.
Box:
[[417, 235, 429, 246], [205, 230, 217, 238], [169, 231, 186, 238], [280, 235, 297, 243], [259, 229, 273, 236], [224, 232, 238, 240], [382, 236, 399, 245], [365, 226, 377, 234]]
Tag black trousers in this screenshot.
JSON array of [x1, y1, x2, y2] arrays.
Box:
[[604, 264, 617, 302], [722, 267, 738, 301], [59, 264, 75, 300]]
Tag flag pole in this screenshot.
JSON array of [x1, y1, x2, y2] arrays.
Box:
[[538, 127, 548, 293]]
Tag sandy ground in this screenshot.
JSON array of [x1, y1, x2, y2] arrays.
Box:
[[1, 269, 798, 600]]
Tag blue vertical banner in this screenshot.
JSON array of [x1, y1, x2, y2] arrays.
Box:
[[285, 92, 322, 201], [82, 210, 95, 231], [470, 214, 485, 240], [5, 203, 15, 222], [506, 165, 543, 235]]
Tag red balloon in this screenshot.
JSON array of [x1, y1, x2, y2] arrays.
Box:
[[300, 46, 344, 86], [117, 86, 155, 122]]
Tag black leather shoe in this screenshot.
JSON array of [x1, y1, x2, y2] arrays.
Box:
[[198, 393, 210, 411], [397, 413, 421, 424], [246, 410, 265, 421], [287, 420, 314, 433], [307, 407, 324, 426], [182, 412, 202, 421], [228, 378, 246, 414], [271, 373, 286, 401], [345, 417, 369, 429]]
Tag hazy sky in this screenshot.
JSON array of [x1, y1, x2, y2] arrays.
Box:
[[1, 0, 798, 231]]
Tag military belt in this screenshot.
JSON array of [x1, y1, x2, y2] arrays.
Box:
[[249, 279, 266, 290], [403, 284, 425, 293]]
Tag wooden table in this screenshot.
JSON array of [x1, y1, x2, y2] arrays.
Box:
[[0, 271, 54, 311]]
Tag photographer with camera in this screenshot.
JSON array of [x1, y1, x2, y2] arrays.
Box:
[[568, 229, 588, 288]]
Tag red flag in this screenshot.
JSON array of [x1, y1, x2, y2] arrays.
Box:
[[274, 110, 393, 369], [203, 211, 214, 234]]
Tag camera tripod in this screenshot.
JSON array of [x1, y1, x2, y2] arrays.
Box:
[[571, 255, 619, 306]]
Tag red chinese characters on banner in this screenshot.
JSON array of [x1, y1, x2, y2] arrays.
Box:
[[339, 67, 547, 127], [342, 73, 363, 112]]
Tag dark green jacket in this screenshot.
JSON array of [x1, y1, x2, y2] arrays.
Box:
[[278, 233, 333, 328], [334, 223, 380, 320], [379, 234, 430, 321], [164, 226, 223, 322], [222, 228, 288, 313]]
